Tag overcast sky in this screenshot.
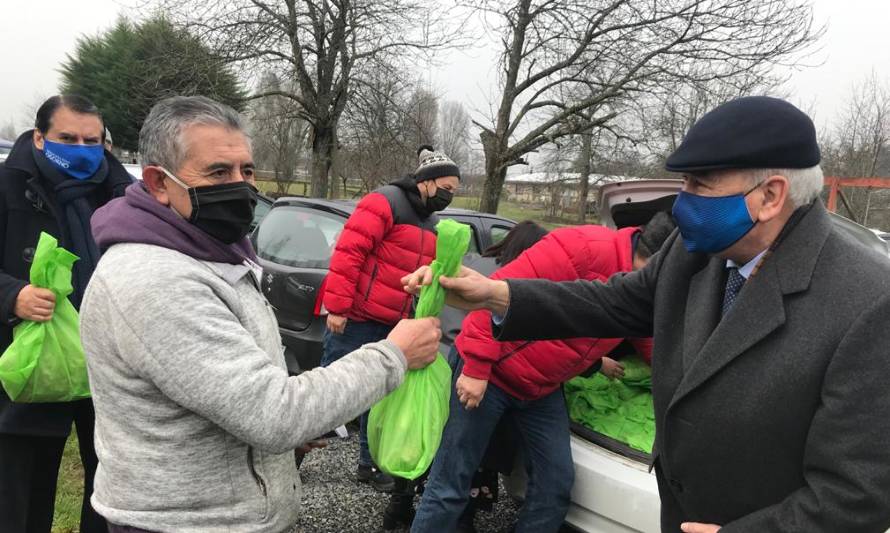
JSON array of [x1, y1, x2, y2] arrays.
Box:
[[1, 0, 889, 138]]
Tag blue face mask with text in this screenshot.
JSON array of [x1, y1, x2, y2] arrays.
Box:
[[671, 185, 760, 253], [43, 139, 104, 180]]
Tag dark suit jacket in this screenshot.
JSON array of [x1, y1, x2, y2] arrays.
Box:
[[496, 201, 890, 532]]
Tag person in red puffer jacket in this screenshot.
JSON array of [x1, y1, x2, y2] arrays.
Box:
[[321, 146, 460, 500], [411, 212, 676, 533]]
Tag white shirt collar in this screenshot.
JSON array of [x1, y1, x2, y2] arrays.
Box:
[[726, 249, 768, 280]]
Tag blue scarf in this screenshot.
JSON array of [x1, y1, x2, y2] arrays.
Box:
[[32, 143, 108, 308]]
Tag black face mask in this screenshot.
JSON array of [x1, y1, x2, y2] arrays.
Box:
[[162, 168, 258, 244], [426, 185, 453, 212]]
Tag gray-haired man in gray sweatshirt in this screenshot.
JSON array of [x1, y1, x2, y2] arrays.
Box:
[[79, 96, 441, 533]]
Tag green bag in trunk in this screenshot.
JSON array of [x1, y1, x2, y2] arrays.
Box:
[[0, 232, 91, 403], [565, 356, 654, 453], [367, 219, 471, 479]]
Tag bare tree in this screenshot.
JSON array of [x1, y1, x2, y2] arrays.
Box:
[[820, 73, 890, 224], [438, 100, 472, 169], [249, 72, 310, 196], [0, 120, 17, 141], [161, 0, 454, 198], [636, 70, 789, 158], [337, 73, 428, 193], [468, 0, 821, 213], [563, 71, 783, 222], [828, 73, 890, 178], [402, 87, 439, 150]]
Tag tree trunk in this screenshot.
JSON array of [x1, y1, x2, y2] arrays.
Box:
[[479, 130, 507, 214], [480, 164, 508, 214], [577, 132, 592, 223], [310, 125, 335, 198]]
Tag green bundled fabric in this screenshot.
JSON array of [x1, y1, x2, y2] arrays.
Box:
[[565, 356, 654, 453], [0, 232, 91, 403], [368, 219, 471, 479]]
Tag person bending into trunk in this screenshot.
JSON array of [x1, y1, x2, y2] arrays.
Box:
[[411, 212, 676, 533]]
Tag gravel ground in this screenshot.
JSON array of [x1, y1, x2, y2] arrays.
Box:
[[295, 429, 521, 533]]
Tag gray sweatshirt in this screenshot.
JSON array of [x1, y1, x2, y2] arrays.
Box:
[[80, 243, 407, 532]]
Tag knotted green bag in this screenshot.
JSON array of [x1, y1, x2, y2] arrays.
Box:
[[368, 218, 471, 479], [0, 232, 91, 402]]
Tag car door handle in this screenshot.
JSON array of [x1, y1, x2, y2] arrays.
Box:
[[286, 278, 315, 294]]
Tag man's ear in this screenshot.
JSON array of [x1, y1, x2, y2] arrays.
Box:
[[417, 180, 430, 200], [755, 175, 790, 223], [32, 130, 45, 150], [142, 166, 170, 206]]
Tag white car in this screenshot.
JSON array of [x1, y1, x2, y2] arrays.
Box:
[[506, 179, 889, 532], [123, 163, 142, 180]]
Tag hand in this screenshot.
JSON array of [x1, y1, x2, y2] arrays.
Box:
[[600, 357, 625, 380], [455, 372, 488, 409], [681, 523, 721, 533], [14, 285, 56, 322], [401, 265, 510, 314], [387, 317, 442, 370], [326, 314, 347, 334]]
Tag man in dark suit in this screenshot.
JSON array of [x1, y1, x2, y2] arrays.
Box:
[[403, 97, 890, 532]]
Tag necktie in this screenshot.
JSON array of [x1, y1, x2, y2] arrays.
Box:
[[722, 267, 745, 316]]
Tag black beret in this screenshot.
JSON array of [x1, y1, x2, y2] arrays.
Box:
[[665, 96, 821, 173]]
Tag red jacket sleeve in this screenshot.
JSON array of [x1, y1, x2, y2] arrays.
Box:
[[322, 193, 393, 316], [457, 240, 550, 380]]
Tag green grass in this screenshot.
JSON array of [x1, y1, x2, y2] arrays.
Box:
[[450, 196, 578, 230], [254, 179, 311, 197], [254, 179, 585, 230], [254, 179, 365, 199], [53, 431, 84, 533]]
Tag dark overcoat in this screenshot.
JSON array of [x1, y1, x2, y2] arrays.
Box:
[[497, 201, 890, 532], [0, 130, 130, 436]]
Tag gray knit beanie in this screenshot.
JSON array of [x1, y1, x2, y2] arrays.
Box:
[[414, 145, 461, 182]]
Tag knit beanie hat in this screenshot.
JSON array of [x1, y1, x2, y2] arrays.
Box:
[[414, 145, 461, 182]]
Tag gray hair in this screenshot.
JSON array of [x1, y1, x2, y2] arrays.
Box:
[[139, 96, 247, 172], [745, 165, 824, 208]]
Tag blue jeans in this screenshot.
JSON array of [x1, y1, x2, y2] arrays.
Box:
[[412, 358, 574, 533], [321, 318, 394, 467]]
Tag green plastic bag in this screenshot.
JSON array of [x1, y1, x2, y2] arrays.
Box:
[[368, 219, 471, 479], [0, 232, 91, 403], [565, 356, 655, 453]]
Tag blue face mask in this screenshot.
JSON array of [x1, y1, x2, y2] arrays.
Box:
[[42, 139, 104, 180], [672, 184, 760, 253]]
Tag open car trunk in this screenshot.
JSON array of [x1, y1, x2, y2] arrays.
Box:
[[569, 179, 682, 465], [567, 350, 655, 466]]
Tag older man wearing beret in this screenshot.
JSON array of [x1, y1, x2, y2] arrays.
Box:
[[403, 96, 890, 532]]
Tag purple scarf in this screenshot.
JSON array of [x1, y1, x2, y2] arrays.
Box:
[[91, 183, 257, 265]]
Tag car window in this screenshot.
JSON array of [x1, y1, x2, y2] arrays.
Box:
[[252, 196, 273, 229], [465, 227, 480, 254], [256, 206, 345, 269], [490, 224, 512, 245], [441, 215, 481, 254], [0, 146, 11, 156]]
